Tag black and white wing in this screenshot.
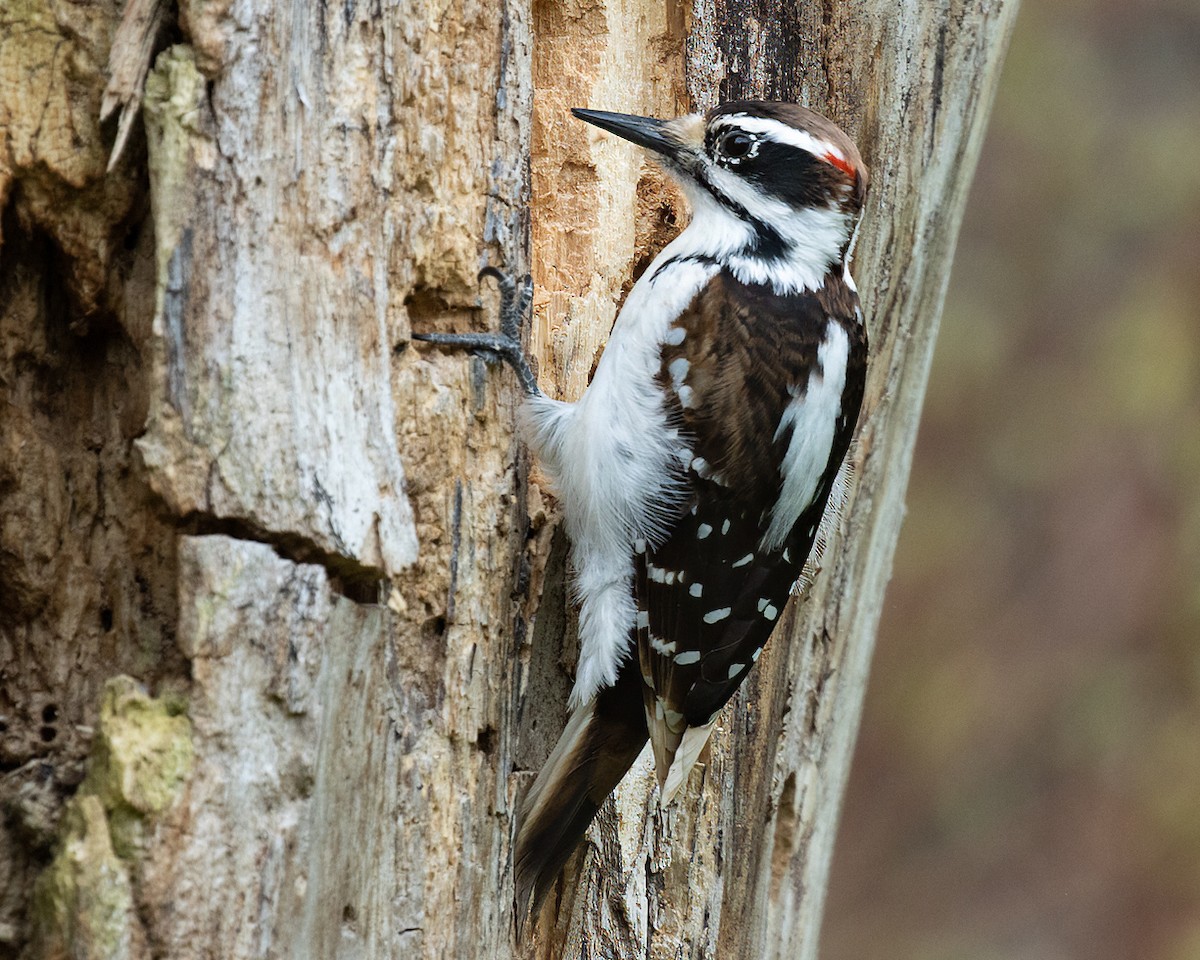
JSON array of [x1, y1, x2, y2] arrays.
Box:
[[636, 269, 867, 799]]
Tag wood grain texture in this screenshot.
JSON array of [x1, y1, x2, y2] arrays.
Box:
[[137, 40, 417, 579], [0, 0, 1014, 956], [4, 0, 537, 954]]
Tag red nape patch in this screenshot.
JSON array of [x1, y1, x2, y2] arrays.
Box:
[[824, 152, 856, 179]]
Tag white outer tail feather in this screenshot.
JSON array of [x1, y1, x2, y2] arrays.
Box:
[[660, 722, 715, 806]]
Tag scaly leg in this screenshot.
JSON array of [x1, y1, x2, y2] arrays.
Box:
[[412, 267, 540, 397]]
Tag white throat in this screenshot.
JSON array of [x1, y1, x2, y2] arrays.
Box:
[[669, 174, 853, 295]]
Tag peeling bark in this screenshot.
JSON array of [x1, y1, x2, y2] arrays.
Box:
[[0, 0, 1015, 957]]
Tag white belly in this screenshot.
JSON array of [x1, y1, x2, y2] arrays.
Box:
[[522, 251, 717, 707]]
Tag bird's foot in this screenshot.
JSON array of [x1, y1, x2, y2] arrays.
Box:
[[412, 267, 540, 397]]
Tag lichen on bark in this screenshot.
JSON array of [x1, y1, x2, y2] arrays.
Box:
[[28, 796, 137, 960], [28, 678, 192, 960], [77, 677, 192, 858]]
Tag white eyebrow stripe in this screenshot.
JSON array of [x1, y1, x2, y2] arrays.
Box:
[[711, 114, 847, 165]]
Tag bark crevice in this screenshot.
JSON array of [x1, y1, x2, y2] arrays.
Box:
[[174, 511, 386, 603]]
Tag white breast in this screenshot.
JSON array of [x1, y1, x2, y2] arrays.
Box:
[[522, 245, 718, 707]]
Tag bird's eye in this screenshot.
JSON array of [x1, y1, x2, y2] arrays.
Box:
[[719, 132, 754, 161]]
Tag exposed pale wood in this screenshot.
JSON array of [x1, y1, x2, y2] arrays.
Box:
[[0, 0, 1015, 957]]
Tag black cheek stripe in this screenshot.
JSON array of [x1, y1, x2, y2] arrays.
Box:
[[692, 167, 788, 263]]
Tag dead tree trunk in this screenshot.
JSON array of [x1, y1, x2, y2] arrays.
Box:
[[0, 1, 1015, 958]]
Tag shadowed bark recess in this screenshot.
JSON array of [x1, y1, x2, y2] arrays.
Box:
[[0, 0, 1015, 957]]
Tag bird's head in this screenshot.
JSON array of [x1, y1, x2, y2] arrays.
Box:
[[572, 101, 868, 292]]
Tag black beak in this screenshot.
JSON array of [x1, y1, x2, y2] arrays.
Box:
[[571, 108, 680, 159]]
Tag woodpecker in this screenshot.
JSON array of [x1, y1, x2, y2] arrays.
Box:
[[415, 100, 868, 921]]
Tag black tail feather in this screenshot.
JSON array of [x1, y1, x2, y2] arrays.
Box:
[[513, 662, 648, 930]]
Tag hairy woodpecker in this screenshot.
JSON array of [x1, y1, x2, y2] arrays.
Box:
[[415, 100, 869, 921]]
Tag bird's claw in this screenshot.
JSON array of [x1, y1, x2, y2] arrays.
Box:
[[411, 267, 540, 397], [478, 266, 533, 342]]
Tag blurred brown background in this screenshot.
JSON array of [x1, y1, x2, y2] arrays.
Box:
[[823, 0, 1200, 957]]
